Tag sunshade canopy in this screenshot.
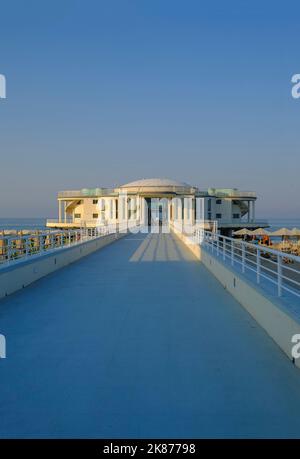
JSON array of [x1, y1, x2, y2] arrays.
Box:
[[233, 228, 253, 236], [269, 228, 293, 236], [251, 228, 270, 236]]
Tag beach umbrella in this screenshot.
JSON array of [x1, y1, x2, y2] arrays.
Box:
[[252, 228, 270, 236], [291, 228, 300, 237], [233, 228, 253, 236], [269, 228, 293, 237]]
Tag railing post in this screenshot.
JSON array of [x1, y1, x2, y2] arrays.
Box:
[[7, 240, 11, 263], [231, 240, 234, 265], [25, 237, 29, 258], [242, 243, 245, 273], [223, 237, 226, 260], [217, 236, 219, 256], [277, 253, 282, 297], [256, 247, 261, 284]]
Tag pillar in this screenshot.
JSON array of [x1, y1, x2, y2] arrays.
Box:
[[247, 201, 250, 223], [252, 201, 256, 222], [58, 200, 62, 222]]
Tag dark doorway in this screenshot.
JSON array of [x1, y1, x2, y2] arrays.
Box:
[[145, 198, 152, 226]]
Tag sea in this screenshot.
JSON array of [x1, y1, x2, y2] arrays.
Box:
[[0, 217, 300, 232], [266, 218, 300, 232], [0, 218, 47, 231]]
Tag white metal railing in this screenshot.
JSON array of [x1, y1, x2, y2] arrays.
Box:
[[0, 223, 132, 268], [58, 189, 116, 198], [46, 219, 103, 226], [47, 218, 74, 224], [193, 229, 300, 300], [46, 219, 140, 227], [209, 190, 256, 198]]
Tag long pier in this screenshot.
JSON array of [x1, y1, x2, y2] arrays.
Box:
[[1, 232, 300, 438]]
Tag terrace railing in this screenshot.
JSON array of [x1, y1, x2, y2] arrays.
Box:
[[193, 229, 300, 300]]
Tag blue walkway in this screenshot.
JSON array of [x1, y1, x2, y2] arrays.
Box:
[[1, 232, 300, 438]]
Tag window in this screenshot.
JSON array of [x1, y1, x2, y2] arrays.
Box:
[[233, 213, 240, 219], [93, 213, 98, 219], [216, 213, 222, 219], [74, 213, 81, 219], [93, 199, 98, 204], [216, 199, 222, 205]]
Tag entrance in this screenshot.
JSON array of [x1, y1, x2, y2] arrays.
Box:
[[145, 198, 168, 228], [145, 198, 152, 226]]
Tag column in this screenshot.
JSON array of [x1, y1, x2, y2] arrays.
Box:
[[118, 193, 127, 232], [58, 200, 62, 222], [141, 197, 147, 227], [191, 197, 196, 226], [196, 197, 204, 223], [252, 201, 256, 222], [136, 196, 139, 223], [168, 199, 171, 223], [113, 199, 117, 221]]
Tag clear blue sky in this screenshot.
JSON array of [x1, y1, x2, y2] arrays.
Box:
[[0, 0, 299, 218]]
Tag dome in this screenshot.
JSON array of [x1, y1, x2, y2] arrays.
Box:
[[121, 178, 192, 188], [119, 178, 197, 194]]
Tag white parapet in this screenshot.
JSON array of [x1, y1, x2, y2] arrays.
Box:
[[172, 226, 300, 370], [0, 231, 127, 300]]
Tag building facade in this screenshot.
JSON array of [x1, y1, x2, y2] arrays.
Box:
[[47, 178, 268, 235]]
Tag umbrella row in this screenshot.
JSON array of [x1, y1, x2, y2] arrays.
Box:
[[233, 227, 300, 237]]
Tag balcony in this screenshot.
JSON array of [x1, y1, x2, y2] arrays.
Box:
[[208, 188, 257, 199], [46, 219, 104, 229], [58, 188, 116, 199]]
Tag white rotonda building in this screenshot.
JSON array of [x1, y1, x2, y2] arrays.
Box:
[[47, 178, 268, 235]]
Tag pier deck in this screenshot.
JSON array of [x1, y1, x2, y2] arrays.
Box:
[[1, 232, 300, 438]]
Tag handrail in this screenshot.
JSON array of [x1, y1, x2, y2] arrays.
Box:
[[0, 223, 133, 269], [208, 190, 256, 198], [58, 189, 116, 198], [169, 221, 300, 301], [192, 228, 300, 300]]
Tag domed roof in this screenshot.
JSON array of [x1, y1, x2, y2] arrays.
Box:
[[121, 178, 192, 188]]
